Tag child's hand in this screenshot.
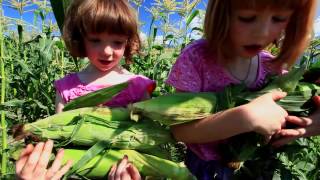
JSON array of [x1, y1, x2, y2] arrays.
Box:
[[108, 155, 141, 180], [272, 96, 320, 147], [16, 140, 73, 180], [245, 91, 288, 137]]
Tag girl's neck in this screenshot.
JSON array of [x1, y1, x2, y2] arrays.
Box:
[[83, 64, 122, 77], [78, 64, 131, 85], [226, 55, 259, 85]]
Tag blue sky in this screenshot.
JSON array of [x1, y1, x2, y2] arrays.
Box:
[[3, 0, 320, 37]]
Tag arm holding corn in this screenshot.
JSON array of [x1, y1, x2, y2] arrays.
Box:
[[272, 95, 320, 147], [171, 90, 288, 143], [55, 91, 65, 114]]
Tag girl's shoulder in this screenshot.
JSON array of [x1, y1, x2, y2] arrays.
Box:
[[178, 39, 217, 65], [181, 39, 210, 57], [182, 39, 209, 51], [127, 74, 156, 94], [54, 73, 81, 90], [54, 72, 85, 103]]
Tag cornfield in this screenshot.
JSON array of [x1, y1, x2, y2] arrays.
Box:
[[0, 0, 319, 179]]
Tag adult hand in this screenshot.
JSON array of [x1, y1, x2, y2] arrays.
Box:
[[16, 140, 73, 180], [108, 155, 141, 180], [272, 96, 320, 147]]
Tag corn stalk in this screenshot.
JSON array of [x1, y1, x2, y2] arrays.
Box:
[[0, 0, 8, 175]]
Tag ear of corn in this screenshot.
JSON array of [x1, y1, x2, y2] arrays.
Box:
[[23, 115, 174, 151], [263, 67, 305, 93], [63, 82, 129, 111], [130, 92, 217, 125], [61, 149, 195, 180], [23, 107, 129, 130]]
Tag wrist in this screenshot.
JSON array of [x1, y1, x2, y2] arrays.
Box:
[[234, 105, 255, 133]]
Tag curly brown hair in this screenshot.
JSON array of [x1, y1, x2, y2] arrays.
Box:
[[62, 0, 141, 64]]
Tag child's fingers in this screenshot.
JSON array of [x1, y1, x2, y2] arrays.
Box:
[[127, 163, 141, 180], [19, 144, 34, 158], [279, 128, 306, 137], [108, 164, 117, 180], [51, 160, 73, 180], [34, 140, 54, 175], [269, 91, 287, 101], [21, 142, 45, 174], [286, 116, 311, 127], [16, 144, 35, 174], [115, 155, 129, 179], [271, 128, 306, 147], [47, 148, 64, 177]]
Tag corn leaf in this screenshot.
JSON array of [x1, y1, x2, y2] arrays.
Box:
[[63, 82, 128, 111], [63, 140, 111, 180]]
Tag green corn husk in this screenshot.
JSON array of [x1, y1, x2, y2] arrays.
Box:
[[130, 92, 217, 125], [61, 149, 195, 180], [23, 107, 129, 129], [222, 67, 320, 173], [237, 67, 320, 114], [63, 82, 128, 111], [23, 115, 174, 151]]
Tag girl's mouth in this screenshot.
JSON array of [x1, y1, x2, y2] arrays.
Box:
[[99, 60, 112, 65], [243, 45, 263, 55]]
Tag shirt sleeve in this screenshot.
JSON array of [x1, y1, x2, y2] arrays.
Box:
[[54, 77, 68, 103], [166, 46, 202, 92], [129, 76, 156, 101], [53, 73, 78, 103]]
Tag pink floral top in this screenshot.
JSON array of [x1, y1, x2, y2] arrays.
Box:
[[166, 39, 275, 161], [54, 73, 156, 107]]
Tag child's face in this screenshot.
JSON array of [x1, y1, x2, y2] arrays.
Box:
[[84, 32, 127, 72], [229, 8, 293, 58]]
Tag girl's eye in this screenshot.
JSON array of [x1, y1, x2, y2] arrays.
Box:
[[238, 16, 256, 23], [114, 41, 126, 45], [272, 16, 288, 23], [88, 38, 101, 43], [112, 41, 126, 48]]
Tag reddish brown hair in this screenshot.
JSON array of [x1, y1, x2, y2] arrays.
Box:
[[204, 0, 316, 68], [63, 0, 141, 63]]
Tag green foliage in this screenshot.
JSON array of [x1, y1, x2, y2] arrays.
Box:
[[0, 0, 320, 179]]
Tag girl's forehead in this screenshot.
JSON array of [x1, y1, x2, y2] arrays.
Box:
[[231, 0, 305, 10]]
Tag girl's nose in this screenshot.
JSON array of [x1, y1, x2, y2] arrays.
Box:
[[103, 45, 113, 56], [254, 20, 272, 39]]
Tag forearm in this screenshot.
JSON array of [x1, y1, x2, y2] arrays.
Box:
[[171, 105, 254, 143]]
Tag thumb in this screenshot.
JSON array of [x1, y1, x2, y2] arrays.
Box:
[[270, 90, 287, 101]]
